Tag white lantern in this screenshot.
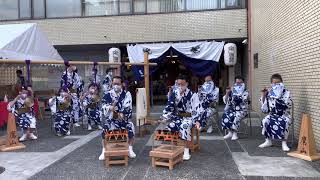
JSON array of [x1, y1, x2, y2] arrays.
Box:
[[108, 47, 121, 65], [224, 43, 237, 66]]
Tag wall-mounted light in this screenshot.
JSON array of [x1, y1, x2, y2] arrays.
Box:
[[242, 39, 248, 44]]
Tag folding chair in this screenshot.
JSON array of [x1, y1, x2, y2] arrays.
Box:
[[289, 102, 295, 146], [224, 100, 252, 137], [50, 114, 56, 133]]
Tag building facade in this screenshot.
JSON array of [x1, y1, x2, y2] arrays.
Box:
[[250, 0, 320, 148], [0, 0, 247, 45], [0, 0, 248, 92]]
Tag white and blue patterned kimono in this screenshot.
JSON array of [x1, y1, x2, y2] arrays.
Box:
[[60, 71, 82, 123], [88, 74, 101, 87], [101, 89, 134, 139], [83, 95, 101, 126], [221, 85, 249, 131], [50, 96, 72, 135], [162, 88, 203, 141], [102, 74, 113, 94], [78, 77, 85, 119], [9, 98, 36, 130], [260, 85, 292, 140], [198, 81, 219, 127]]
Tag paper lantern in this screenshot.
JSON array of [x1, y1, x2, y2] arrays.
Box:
[[108, 48, 121, 63], [224, 43, 237, 66]]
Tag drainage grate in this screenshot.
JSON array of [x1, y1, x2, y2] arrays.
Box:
[[0, 166, 5, 174]]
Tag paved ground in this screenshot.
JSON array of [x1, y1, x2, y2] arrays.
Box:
[[1, 106, 320, 180]]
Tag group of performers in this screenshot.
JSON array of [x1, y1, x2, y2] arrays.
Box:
[[47, 65, 137, 159], [160, 73, 292, 160], [7, 65, 293, 161]]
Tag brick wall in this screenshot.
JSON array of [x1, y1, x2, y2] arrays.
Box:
[[251, 0, 320, 148], [0, 9, 247, 45]]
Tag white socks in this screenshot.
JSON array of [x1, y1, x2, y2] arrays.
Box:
[[231, 132, 238, 140], [282, 141, 290, 152], [259, 139, 290, 151], [19, 134, 27, 142], [29, 133, 38, 140], [259, 138, 272, 148], [129, 145, 136, 158], [206, 126, 213, 134], [183, 148, 191, 160], [19, 133, 38, 141], [98, 148, 105, 160], [99, 146, 137, 160], [74, 123, 80, 127], [223, 131, 233, 139]]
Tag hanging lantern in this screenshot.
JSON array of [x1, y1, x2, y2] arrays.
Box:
[[224, 43, 237, 66], [108, 48, 121, 68]]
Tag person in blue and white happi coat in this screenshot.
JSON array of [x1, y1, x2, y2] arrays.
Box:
[[8, 87, 37, 141], [88, 68, 101, 88], [81, 83, 102, 131], [221, 76, 249, 140], [161, 75, 203, 160], [60, 65, 82, 127], [49, 87, 72, 136], [198, 75, 219, 134], [102, 68, 115, 94], [258, 74, 293, 151], [98, 76, 136, 160]]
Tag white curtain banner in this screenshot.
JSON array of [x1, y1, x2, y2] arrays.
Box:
[[127, 41, 224, 63]]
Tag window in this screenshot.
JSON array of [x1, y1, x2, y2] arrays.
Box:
[[46, 0, 81, 18], [119, 0, 131, 14], [221, 0, 239, 8], [0, 0, 245, 21], [133, 0, 145, 13], [186, 0, 219, 10], [84, 0, 119, 16], [147, 0, 184, 13], [227, 0, 238, 7], [33, 0, 45, 18], [19, 0, 31, 19], [0, 0, 19, 20]]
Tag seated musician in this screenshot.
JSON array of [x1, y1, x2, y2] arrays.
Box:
[[221, 76, 249, 140], [99, 76, 136, 160], [7, 86, 37, 141], [49, 87, 72, 136], [60, 65, 82, 127], [88, 68, 101, 88], [198, 75, 219, 134], [102, 68, 115, 94], [13, 69, 26, 96], [161, 75, 202, 161], [81, 83, 102, 131], [259, 74, 292, 151]]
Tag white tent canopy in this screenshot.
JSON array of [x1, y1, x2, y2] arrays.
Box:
[[0, 23, 62, 61]]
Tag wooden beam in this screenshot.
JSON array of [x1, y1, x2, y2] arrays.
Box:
[[144, 52, 151, 116], [0, 59, 157, 66]]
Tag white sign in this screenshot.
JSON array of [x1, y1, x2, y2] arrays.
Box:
[[136, 88, 147, 126]]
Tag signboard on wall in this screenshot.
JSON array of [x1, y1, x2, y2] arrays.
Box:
[[254, 53, 258, 69]]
